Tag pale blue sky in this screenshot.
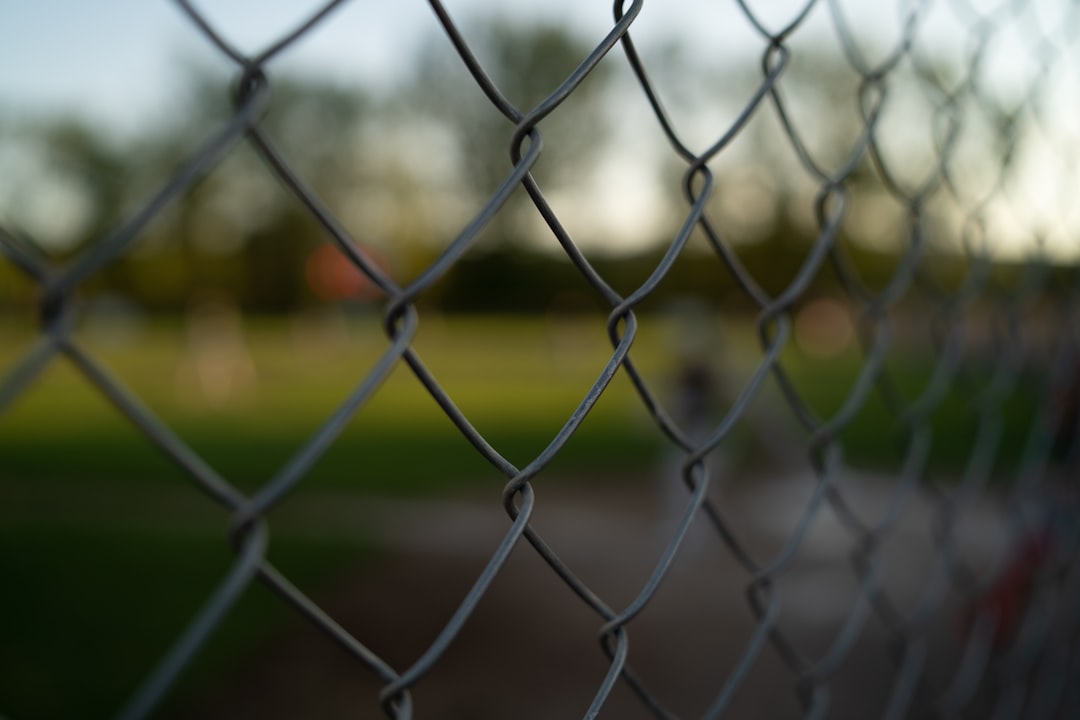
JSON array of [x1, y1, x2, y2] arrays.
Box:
[[2, 1, 902, 128], [0, 1, 694, 134], [0, 2, 448, 134], [1, 1, 1075, 257], [0, 1, 1000, 133]]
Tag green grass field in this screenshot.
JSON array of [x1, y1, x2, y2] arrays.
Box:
[[0, 313, 1043, 718], [0, 314, 674, 719], [1, 315, 670, 496]]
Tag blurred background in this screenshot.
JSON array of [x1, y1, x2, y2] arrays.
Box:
[[1, 1, 1078, 718]]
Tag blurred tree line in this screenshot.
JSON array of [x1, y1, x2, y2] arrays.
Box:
[[0, 18, 1062, 320]]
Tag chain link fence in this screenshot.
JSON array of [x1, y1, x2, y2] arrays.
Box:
[[2, 0, 1080, 718]]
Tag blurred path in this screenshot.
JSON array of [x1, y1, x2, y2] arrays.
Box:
[[165, 472, 1011, 720], [2, 472, 1010, 718]]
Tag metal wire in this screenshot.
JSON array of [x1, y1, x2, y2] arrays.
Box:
[[1, 0, 1078, 718]]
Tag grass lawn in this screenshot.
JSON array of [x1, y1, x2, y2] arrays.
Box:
[[0, 313, 672, 719], [0, 314, 670, 496], [0, 523, 369, 720], [0, 312, 1046, 718]]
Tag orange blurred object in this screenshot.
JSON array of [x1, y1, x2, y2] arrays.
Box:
[[304, 243, 387, 302]]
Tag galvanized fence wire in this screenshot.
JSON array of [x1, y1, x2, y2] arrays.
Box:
[[2, 0, 1079, 717]]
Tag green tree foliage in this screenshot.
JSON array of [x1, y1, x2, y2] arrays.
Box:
[[399, 18, 615, 247], [1, 30, 1062, 318]]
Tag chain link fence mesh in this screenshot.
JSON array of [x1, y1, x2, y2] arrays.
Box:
[[2, 0, 1080, 718]]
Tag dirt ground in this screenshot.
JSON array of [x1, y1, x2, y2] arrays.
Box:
[[177, 473, 1014, 719]]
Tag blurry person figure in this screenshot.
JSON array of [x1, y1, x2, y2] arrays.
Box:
[[656, 299, 727, 554], [666, 299, 727, 444], [672, 355, 719, 447], [175, 292, 258, 408]]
